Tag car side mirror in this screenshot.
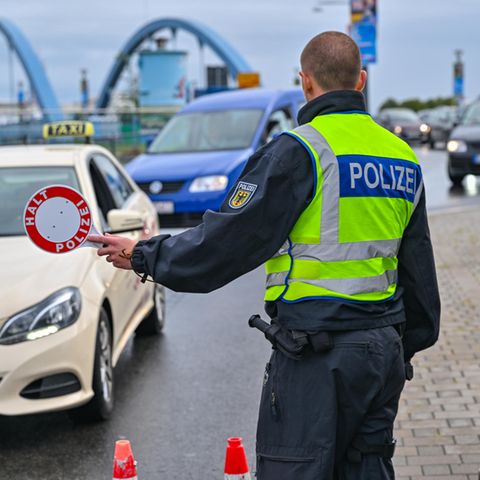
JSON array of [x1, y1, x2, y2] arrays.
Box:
[[107, 209, 144, 234]]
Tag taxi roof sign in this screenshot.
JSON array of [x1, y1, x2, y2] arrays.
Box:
[[43, 121, 95, 140]]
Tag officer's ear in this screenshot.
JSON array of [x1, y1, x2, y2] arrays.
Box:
[[355, 70, 367, 92], [299, 71, 314, 101]]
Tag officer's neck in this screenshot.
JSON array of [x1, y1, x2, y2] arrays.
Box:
[[298, 90, 367, 125]]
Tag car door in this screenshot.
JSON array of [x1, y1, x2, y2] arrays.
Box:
[[88, 153, 151, 342]]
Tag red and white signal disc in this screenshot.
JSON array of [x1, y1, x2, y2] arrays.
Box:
[[23, 185, 93, 254]]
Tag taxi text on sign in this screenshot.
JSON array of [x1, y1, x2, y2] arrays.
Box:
[[42, 121, 95, 139]]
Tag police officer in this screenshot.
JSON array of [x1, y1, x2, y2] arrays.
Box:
[[91, 31, 440, 480]]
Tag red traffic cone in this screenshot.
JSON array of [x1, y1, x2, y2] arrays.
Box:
[[113, 439, 138, 480], [224, 437, 251, 480]]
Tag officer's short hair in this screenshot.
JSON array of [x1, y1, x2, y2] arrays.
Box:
[[301, 31, 361, 91]]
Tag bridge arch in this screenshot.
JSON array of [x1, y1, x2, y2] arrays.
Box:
[[96, 17, 253, 109], [0, 18, 62, 120]]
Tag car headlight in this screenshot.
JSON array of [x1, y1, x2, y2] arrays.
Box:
[[447, 140, 468, 153], [189, 175, 228, 192], [420, 123, 431, 133], [393, 125, 403, 135], [0, 287, 81, 345]]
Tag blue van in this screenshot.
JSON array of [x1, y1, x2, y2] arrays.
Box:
[[126, 88, 304, 226]]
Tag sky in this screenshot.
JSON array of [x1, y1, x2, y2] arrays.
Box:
[[0, 0, 479, 113]]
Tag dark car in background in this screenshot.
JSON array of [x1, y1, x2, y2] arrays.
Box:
[[377, 108, 430, 144], [447, 101, 480, 186], [419, 106, 457, 148]]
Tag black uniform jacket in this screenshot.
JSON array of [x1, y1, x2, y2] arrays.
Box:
[[132, 90, 441, 361]]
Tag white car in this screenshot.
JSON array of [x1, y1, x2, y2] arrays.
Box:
[[0, 138, 165, 421]]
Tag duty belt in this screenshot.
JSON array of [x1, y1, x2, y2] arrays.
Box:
[[248, 314, 333, 360]]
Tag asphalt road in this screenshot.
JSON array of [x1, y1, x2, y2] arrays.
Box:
[[1, 147, 480, 480]]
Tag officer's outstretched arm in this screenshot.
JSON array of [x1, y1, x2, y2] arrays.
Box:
[[129, 136, 313, 293]]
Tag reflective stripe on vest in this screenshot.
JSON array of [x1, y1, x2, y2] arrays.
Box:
[[265, 113, 423, 304]]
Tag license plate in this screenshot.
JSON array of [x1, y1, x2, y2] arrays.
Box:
[[473, 154, 480, 165], [155, 201, 174, 214]]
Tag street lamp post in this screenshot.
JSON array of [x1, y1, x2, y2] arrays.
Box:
[[312, 0, 377, 112], [453, 49, 464, 105]]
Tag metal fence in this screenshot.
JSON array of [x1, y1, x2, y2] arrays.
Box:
[[0, 106, 180, 163]]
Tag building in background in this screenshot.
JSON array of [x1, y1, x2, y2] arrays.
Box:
[[138, 38, 188, 108]]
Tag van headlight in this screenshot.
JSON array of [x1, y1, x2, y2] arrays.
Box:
[[189, 175, 228, 192], [0, 287, 81, 345], [447, 140, 468, 153]]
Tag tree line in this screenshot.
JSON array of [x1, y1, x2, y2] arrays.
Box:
[[379, 97, 457, 112]]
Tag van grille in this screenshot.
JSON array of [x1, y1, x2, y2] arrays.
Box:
[[137, 181, 185, 195]]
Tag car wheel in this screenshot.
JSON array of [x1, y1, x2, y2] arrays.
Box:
[[136, 284, 166, 336], [68, 308, 114, 423], [448, 164, 465, 187]]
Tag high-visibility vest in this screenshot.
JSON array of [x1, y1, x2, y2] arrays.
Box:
[[265, 111, 423, 304]]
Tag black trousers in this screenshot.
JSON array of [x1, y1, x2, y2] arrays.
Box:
[[255, 325, 406, 480]]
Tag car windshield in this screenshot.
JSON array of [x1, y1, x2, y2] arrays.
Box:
[[461, 103, 480, 126], [0, 167, 80, 236], [386, 109, 420, 122], [430, 107, 457, 123], [148, 109, 264, 153]]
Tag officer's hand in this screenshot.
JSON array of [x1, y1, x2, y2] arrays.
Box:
[[88, 234, 137, 270]]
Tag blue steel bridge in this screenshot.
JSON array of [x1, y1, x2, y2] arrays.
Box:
[[0, 17, 253, 121]]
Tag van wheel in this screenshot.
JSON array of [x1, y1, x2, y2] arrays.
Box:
[[136, 284, 166, 336], [68, 308, 114, 423]]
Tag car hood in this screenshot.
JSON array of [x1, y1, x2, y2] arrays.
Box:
[[0, 236, 94, 321], [126, 149, 253, 181], [449, 125, 480, 142]]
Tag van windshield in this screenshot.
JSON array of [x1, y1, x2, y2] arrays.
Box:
[[148, 109, 264, 153]]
